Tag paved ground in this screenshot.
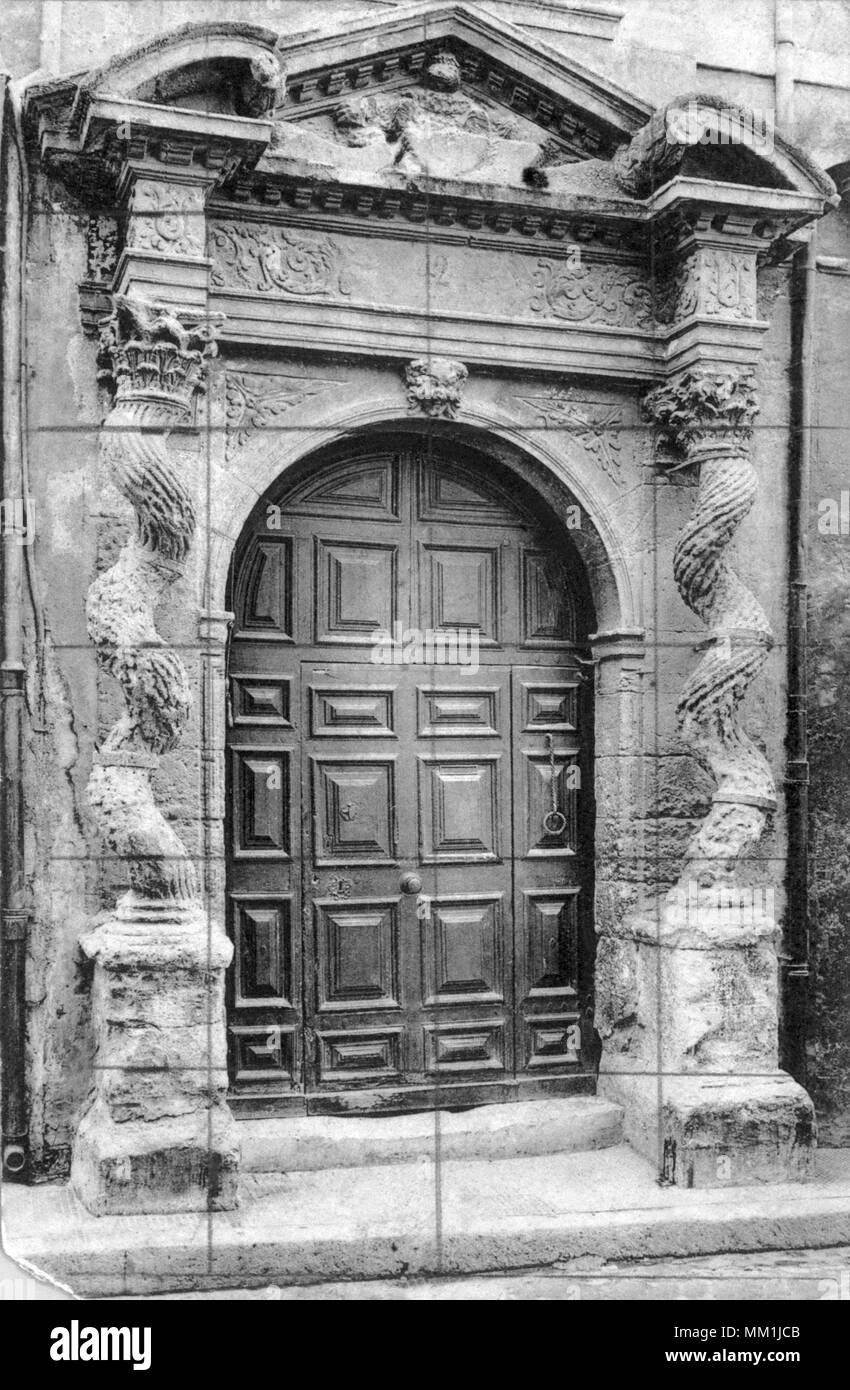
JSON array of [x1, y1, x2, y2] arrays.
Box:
[[125, 1247, 850, 1299], [6, 1146, 850, 1298]]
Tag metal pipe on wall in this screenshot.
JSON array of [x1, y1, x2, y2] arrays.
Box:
[[783, 226, 815, 1084], [0, 75, 30, 1179]]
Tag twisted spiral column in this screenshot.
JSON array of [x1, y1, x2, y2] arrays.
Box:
[[644, 368, 776, 884], [86, 296, 218, 906], [72, 294, 238, 1216]]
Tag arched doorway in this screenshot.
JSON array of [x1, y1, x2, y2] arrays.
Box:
[[225, 430, 597, 1115]]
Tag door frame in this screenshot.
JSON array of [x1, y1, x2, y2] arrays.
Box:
[[220, 422, 641, 1118]]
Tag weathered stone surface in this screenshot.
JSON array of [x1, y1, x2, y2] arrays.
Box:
[[70, 906, 238, 1214], [601, 1074, 815, 1188], [240, 1099, 623, 1173], [8, 1145, 848, 1298], [7, 1, 847, 1220]]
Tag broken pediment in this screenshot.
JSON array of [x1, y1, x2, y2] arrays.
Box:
[[24, 4, 835, 230]]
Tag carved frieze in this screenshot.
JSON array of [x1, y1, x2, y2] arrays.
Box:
[[209, 221, 351, 298], [516, 388, 624, 483], [404, 357, 468, 417], [530, 258, 654, 330], [225, 370, 342, 459]]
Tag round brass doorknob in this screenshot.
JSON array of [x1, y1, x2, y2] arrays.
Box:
[[400, 873, 422, 895]]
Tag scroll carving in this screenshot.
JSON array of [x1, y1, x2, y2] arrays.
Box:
[[87, 294, 221, 904], [654, 249, 756, 324], [127, 180, 206, 258], [643, 368, 775, 883], [530, 259, 654, 330], [209, 221, 350, 298]]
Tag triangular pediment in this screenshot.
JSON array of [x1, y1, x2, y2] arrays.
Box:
[[274, 4, 653, 163]]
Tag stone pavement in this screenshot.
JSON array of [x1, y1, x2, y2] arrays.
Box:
[[5, 1145, 850, 1299], [130, 1247, 850, 1300]]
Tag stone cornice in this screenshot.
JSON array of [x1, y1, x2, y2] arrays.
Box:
[[278, 3, 651, 140]]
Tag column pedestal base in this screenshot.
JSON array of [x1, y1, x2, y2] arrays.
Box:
[[70, 898, 239, 1215], [599, 1071, 815, 1187]]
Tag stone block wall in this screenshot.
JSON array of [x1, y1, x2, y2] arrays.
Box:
[[4, 0, 850, 1172]]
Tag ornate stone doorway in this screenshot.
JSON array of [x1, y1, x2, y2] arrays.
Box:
[[225, 432, 596, 1115]]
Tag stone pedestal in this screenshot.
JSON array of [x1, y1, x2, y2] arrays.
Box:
[[597, 889, 816, 1186], [71, 897, 239, 1215]]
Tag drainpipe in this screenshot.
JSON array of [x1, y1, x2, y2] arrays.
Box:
[[783, 221, 815, 1084], [775, 0, 811, 1084], [1, 76, 31, 1180], [775, 0, 795, 134]]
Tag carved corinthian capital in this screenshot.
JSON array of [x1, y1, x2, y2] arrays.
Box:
[[643, 367, 775, 884], [87, 294, 221, 906]]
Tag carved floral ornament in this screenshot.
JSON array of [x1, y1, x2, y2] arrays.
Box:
[[127, 179, 207, 259], [224, 370, 342, 459], [516, 388, 624, 484], [643, 368, 759, 457], [209, 222, 350, 298]]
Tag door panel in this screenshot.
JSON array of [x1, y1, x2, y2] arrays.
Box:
[[226, 439, 594, 1112]]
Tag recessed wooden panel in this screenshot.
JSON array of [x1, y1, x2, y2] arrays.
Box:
[[525, 890, 579, 994], [233, 896, 292, 1006], [231, 1025, 295, 1081], [287, 456, 400, 521], [313, 759, 396, 864], [232, 675, 291, 727], [317, 898, 399, 1009], [227, 441, 594, 1107], [311, 686, 395, 737], [421, 544, 499, 643], [417, 686, 499, 737], [524, 751, 577, 856], [521, 681, 578, 732], [232, 750, 290, 858], [237, 538, 293, 639], [315, 538, 397, 643], [424, 894, 504, 1003], [317, 1029, 403, 1080], [522, 550, 576, 646], [424, 1022, 505, 1073], [418, 756, 500, 862], [525, 1015, 582, 1069], [417, 459, 524, 527]]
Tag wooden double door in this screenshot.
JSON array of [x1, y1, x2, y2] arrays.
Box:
[[226, 436, 595, 1114]]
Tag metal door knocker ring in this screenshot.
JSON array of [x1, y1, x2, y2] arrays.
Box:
[[543, 733, 567, 838]]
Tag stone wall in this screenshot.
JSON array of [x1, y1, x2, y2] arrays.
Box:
[[6, 0, 850, 1173], [808, 196, 850, 1145]]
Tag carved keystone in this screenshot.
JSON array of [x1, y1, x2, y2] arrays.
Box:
[[404, 356, 468, 418]]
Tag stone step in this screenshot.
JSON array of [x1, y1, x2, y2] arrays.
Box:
[[8, 1148, 850, 1298], [239, 1097, 624, 1172]]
